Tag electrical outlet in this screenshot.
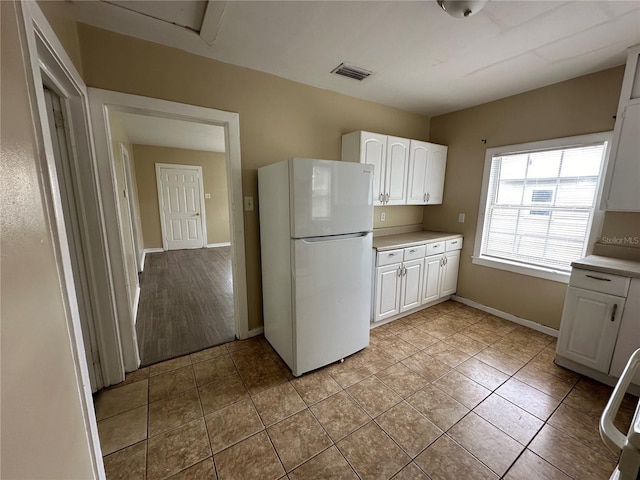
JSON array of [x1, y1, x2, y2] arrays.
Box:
[[380, 212, 386, 222], [458, 213, 466, 223], [204, 193, 211, 199], [244, 196, 254, 211]]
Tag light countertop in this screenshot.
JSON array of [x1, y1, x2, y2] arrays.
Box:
[[572, 255, 640, 279], [372, 231, 462, 251]]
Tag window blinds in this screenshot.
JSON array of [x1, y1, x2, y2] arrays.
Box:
[[480, 143, 607, 272]]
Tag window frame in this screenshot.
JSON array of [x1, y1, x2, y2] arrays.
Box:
[[472, 132, 612, 284]]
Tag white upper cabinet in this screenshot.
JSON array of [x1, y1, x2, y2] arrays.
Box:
[[385, 136, 410, 205], [361, 132, 387, 205], [602, 44, 640, 212], [342, 131, 409, 205], [406, 140, 448, 205]]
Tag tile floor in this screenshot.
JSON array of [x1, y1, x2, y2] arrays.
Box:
[[95, 300, 639, 480]]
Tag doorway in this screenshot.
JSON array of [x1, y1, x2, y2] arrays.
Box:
[[87, 88, 249, 373]]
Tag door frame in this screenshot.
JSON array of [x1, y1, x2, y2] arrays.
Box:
[[87, 88, 250, 344], [156, 163, 208, 251], [120, 143, 143, 272], [19, 1, 106, 477]]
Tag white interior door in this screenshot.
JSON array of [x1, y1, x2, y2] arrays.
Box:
[[156, 164, 206, 250], [43, 86, 102, 391]]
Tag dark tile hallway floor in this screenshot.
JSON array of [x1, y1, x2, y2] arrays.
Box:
[[97, 300, 638, 479], [135, 247, 235, 366]]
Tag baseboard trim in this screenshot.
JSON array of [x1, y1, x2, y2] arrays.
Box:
[[132, 286, 141, 326], [142, 248, 163, 271], [452, 295, 559, 338], [248, 327, 264, 338], [207, 242, 231, 248]]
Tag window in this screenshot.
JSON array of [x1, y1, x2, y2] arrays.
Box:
[[473, 132, 611, 282]]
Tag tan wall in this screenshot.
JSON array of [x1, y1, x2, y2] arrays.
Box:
[[427, 66, 637, 329], [132, 144, 230, 248], [77, 24, 431, 329], [601, 212, 640, 247], [1, 1, 96, 477], [373, 205, 424, 229], [37, 0, 83, 74]]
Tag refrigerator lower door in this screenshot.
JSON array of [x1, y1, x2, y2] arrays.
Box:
[[290, 158, 374, 238], [292, 232, 372, 376]]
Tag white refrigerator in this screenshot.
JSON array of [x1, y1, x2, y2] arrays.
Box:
[[258, 158, 374, 376]]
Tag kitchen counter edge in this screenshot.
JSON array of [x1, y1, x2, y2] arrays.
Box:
[[571, 255, 640, 279], [373, 231, 462, 251]]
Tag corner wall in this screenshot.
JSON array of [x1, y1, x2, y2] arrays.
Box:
[[426, 66, 635, 329]]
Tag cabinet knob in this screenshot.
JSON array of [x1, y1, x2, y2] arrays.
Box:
[[426, 193, 430, 202]]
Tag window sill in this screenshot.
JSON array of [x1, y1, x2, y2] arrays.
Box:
[[471, 256, 570, 284]]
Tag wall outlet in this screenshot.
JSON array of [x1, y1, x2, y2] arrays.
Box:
[[380, 212, 386, 222], [244, 196, 254, 211], [458, 213, 466, 223], [204, 193, 211, 199]]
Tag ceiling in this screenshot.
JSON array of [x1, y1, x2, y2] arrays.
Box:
[[63, 0, 640, 117], [114, 112, 226, 152]]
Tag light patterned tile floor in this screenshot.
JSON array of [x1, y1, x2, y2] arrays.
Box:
[[95, 300, 639, 480]]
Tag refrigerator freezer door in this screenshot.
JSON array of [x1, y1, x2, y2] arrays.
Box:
[[292, 232, 372, 375], [290, 158, 373, 238]]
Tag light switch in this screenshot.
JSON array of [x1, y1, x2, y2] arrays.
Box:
[[204, 193, 211, 199], [244, 196, 254, 211], [458, 213, 466, 223]]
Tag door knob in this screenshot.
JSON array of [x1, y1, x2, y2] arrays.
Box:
[[195, 212, 200, 216]]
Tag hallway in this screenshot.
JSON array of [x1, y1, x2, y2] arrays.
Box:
[[136, 247, 235, 365]]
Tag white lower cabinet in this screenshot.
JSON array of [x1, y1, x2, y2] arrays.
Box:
[[556, 287, 625, 373], [400, 258, 424, 313], [440, 251, 460, 297], [375, 263, 402, 322], [373, 236, 462, 324], [556, 268, 640, 388], [422, 250, 460, 303]]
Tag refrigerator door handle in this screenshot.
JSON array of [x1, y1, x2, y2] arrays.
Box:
[[299, 232, 371, 243]]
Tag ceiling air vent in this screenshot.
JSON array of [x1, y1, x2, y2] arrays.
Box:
[[331, 63, 373, 81]]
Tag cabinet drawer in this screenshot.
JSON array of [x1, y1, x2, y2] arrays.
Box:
[[446, 238, 463, 251], [425, 242, 445, 256], [403, 245, 426, 261], [569, 268, 630, 296], [377, 249, 403, 266]]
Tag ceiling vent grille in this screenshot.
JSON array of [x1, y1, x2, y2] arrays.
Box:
[[331, 63, 373, 81]]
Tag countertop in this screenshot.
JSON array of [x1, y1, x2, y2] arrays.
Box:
[[572, 255, 640, 279], [372, 231, 462, 251]]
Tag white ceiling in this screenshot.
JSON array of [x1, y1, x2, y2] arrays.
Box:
[[115, 112, 226, 152], [63, 0, 640, 117]]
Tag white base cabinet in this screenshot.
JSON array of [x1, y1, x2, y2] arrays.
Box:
[[556, 268, 640, 388], [373, 236, 462, 324], [557, 287, 625, 373]]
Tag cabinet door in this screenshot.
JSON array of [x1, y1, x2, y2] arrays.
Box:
[[422, 255, 442, 304], [362, 132, 387, 205], [439, 250, 460, 297], [425, 144, 447, 205], [375, 263, 402, 322], [385, 136, 410, 205], [400, 258, 424, 312], [406, 140, 429, 204], [609, 278, 640, 385], [556, 287, 625, 373], [604, 103, 640, 211]]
